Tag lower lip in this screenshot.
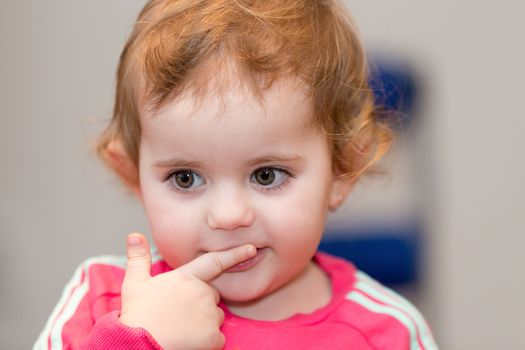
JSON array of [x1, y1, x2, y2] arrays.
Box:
[[226, 247, 268, 273]]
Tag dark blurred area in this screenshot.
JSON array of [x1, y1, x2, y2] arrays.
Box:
[[320, 59, 421, 286]]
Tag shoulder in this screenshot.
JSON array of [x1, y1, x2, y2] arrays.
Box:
[[61, 254, 129, 305], [345, 270, 438, 349], [56, 250, 167, 311], [64, 249, 168, 299], [54, 254, 130, 316], [316, 252, 438, 350], [34, 250, 167, 350]]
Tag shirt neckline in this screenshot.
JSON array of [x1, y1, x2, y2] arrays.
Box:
[[219, 252, 356, 326]]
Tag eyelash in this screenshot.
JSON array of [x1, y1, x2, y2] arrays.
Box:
[[163, 167, 294, 194]]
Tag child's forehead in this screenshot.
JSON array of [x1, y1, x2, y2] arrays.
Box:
[[138, 72, 326, 166], [140, 64, 313, 124]]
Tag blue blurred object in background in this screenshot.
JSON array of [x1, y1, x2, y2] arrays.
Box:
[[369, 59, 417, 128], [319, 226, 420, 286], [320, 59, 420, 287]]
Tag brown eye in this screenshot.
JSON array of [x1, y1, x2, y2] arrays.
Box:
[[254, 168, 275, 186], [169, 170, 204, 190], [174, 171, 193, 188]]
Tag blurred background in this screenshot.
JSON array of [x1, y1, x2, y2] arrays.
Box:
[[1, 0, 524, 348]]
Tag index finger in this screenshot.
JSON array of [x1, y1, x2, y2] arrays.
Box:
[[177, 244, 257, 282]]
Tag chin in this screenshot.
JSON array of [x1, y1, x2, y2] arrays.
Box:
[[217, 283, 268, 303], [214, 274, 275, 304]]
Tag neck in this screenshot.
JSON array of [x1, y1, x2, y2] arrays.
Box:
[[224, 260, 332, 321]]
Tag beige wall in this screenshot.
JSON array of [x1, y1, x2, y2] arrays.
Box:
[[1, 1, 523, 348], [345, 1, 525, 348]]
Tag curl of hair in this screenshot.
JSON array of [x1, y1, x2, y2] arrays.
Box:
[[96, 0, 392, 186]]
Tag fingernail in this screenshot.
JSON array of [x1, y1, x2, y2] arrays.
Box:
[[128, 234, 142, 247], [246, 244, 256, 256]]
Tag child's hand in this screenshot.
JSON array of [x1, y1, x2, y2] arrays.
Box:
[[119, 233, 256, 350]]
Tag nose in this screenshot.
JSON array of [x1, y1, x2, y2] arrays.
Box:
[[206, 187, 255, 231]]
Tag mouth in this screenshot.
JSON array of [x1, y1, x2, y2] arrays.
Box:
[[225, 247, 269, 273]]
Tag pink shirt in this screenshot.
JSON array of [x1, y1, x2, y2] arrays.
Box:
[[34, 252, 437, 349]]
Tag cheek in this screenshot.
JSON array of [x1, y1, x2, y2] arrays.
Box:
[[141, 186, 202, 266], [148, 209, 201, 267], [264, 192, 328, 249]]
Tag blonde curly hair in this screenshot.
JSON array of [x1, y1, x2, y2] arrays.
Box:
[[97, 0, 391, 187]]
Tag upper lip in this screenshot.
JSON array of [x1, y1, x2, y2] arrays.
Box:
[[202, 245, 265, 253]]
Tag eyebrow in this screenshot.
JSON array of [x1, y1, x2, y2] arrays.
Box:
[[153, 158, 202, 168], [245, 153, 302, 167], [152, 153, 302, 168]]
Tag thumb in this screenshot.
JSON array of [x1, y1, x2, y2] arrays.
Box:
[[123, 233, 152, 284]]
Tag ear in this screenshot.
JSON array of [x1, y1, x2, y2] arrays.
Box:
[[328, 174, 357, 212], [104, 139, 143, 201]]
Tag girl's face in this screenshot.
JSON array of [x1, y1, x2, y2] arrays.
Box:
[[137, 78, 347, 305]]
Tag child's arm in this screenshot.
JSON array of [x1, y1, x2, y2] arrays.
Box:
[[34, 234, 256, 350]]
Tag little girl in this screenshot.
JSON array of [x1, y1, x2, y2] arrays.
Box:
[[34, 0, 437, 349]]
